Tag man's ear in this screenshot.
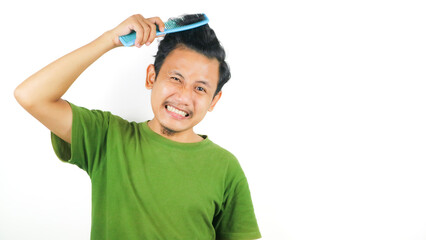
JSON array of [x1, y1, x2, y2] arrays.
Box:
[[208, 91, 222, 112], [145, 64, 156, 90]]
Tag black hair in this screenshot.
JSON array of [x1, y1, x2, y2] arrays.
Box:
[[153, 14, 231, 98]]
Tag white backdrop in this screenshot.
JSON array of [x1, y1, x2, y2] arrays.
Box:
[[1, 0, 426, 239]]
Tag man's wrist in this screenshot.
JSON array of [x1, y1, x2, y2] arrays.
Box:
[[95, 31, 119, 51]]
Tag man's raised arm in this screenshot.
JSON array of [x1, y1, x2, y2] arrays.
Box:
[[14, 14, 165, 143]]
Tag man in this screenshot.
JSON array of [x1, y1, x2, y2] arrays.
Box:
[[14, 13, 261, 240]]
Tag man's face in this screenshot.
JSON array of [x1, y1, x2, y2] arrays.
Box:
[[145, 46, 222, 134]]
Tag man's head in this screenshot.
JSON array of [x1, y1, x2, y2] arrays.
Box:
[[152, 14, 231, 98], [145, 14, 230, 137]]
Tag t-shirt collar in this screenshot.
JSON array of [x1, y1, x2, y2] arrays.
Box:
[[140, 120, 211, 150]]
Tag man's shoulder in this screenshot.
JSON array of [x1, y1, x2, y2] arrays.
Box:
[[206, 140, 235, 156], [206, 141, 248, 184], [69, 102, 142, 136], [205, 140, 241, 169]]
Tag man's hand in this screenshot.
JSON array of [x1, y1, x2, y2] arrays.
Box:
[[106, 14, 166, 48]]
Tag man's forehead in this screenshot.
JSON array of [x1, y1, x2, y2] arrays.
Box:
[[162, 48, 220, 85], [165, 47, 219, 65]]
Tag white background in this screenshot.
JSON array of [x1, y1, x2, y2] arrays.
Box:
[[1, 0, 426, 239]]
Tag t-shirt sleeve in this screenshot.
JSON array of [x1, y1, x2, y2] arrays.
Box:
[[214, 155, 262, 240], [50, 100, 111, 177]]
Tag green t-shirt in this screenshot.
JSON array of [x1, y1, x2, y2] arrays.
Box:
[[50, 101, 262, 240]]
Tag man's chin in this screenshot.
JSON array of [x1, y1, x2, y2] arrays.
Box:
[[159, 120, 187, 134], [159, 123, 179, 136]]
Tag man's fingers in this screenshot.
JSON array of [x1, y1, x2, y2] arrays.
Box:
[[115, 14, 165, 48], [145, 20, 157, 46], [132, 16, 148, 47], [147, 17, 165, 32], [132, 23, 145, 48]]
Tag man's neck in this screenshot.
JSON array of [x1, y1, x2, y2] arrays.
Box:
[[147, 119, 204, 143]]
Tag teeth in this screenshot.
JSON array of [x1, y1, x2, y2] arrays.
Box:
[[166, 105, 188, 117]]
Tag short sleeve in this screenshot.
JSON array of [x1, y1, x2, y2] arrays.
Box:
[[50, 101, 111, 177], [213, 156, 262, 240]]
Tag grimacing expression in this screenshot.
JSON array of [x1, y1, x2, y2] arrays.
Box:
[[145, 46, 222, 133]]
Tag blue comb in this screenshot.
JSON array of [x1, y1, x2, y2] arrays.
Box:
[[119, 13, 209, 47]]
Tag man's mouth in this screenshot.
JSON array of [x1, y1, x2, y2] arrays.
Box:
[[165, 105, 190, 118]]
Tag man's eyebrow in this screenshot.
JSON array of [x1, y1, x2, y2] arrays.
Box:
[[171, 71, 185, 80], [196, 80, 211, 88], [170, 71, 212, 88]]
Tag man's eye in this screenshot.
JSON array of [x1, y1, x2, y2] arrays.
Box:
[[196, 86, 205, 92], [171, 77, 181, 82]]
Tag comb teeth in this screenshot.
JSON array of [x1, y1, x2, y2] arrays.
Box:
[[165, 13, 206, 29], [164, 20, 181, 29]]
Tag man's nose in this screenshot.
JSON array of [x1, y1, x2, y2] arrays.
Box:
[[176, 85, 193, 104]]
